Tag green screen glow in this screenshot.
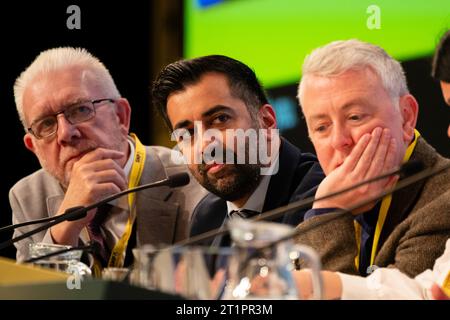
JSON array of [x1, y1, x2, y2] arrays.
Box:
[[184, 0, 450, 88]]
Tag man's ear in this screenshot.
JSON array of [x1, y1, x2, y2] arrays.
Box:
[[114, 98, 132, 134], [399, 94, 419, 143], [256, 104, 278, 145], [23, 133, 36, 154], [257, 104, 277, 130]]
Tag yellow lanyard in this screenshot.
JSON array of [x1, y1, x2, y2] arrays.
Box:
[[442, 271, 450, 297], [354, 129, 421, 271], [91, 134, 146, 275], [108, 133, 146, 268]]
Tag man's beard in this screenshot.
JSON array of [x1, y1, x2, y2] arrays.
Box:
[[192, 143, 262, 202]]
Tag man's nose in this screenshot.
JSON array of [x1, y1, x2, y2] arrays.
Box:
[[56, 114, 81, 144], [330, 124, 354, 152]]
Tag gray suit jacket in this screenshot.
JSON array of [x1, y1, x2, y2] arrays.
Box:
[[10, 145, 208, 262], [295, 138, 450, 277]]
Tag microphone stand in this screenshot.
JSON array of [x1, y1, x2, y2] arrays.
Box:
[[0, 173, 190, 250], [174, 160, 429, 247], [244, 160, 450, 251], [0, 177, 173, 234], [218, 161, 450, 301]]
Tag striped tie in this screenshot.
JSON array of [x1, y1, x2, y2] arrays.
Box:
[[229, 209, 260, 219], [86, 204, 112, 267]]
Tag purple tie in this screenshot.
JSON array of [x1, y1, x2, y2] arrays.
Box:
[[86, 204, 112, 266]]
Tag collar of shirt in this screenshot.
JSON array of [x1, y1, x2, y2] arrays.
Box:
[[226, 174, 271, 218], [225, 140, 280, 218]]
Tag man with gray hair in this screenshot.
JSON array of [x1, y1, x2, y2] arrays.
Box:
[[295, 39, 450, 278], [10, 47, 206, 272]]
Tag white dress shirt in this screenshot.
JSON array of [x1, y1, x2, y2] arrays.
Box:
[[225, 144, 280, 217], [339, 239, 450, 299], [226, 174, 271, 217]]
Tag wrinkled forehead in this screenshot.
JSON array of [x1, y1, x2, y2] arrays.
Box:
[[22, 67, 100, 123], [300, 68, 386, 106]]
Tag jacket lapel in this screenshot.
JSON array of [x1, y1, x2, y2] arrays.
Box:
[[262, 139, 301, 215], [135, 146, 179, 245], [378, 138, 437, 249]]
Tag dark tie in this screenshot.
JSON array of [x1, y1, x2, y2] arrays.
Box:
[[86, 203, 112, 267], [229, 209, 260, 219], [213, 209, 259, 248]]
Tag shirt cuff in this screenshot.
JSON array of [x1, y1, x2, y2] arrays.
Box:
[[338, 268, 427, 300], [304, 208, 339, 220], [338, 272, 380, 300]]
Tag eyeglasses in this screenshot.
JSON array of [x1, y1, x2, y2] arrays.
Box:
[[27, 98, 115, 139]]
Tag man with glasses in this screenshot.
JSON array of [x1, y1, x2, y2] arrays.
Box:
[[10, 47, 206, 270]]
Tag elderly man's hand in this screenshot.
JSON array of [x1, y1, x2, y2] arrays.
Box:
[[50, 148, 127, 246]]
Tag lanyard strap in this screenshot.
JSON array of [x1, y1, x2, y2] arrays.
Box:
[[354, 129, 421, 271], [443, 272, 450, 297], [107, 133, 146, 268]]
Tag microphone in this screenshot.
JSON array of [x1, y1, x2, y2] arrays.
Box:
[[263, 159, 447, 250], [167, 172, 190, 188], [0, 172, 190, 250], [24, 241, 100, 264], [175, 159, 444, 247]]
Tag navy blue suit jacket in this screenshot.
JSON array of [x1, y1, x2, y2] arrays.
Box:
[[190, 138, 324, 245]]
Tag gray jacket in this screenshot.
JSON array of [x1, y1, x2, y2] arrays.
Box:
[[10, 145, 207, 262]]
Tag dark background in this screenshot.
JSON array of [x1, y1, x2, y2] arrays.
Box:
[[0, 1, 153, 259], [0, 1, 448, 260]]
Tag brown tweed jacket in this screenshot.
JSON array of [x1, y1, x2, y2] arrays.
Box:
[[295, 138, 450, 277]]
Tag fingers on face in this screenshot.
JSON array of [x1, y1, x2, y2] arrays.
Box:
[[361, 128, 391, 178], [341, 132, 371, 172], [365, 130, 399, 193], [340, 127, 397, 197], [72, 157, 128, 195], [359, 127, 384, 171]]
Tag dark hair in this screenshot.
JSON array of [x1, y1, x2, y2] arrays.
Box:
[[432, 30, 450, 82], [151, 55, 269, 130]]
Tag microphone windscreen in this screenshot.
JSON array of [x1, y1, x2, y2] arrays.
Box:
[[400, 160, 424, 178], [167, 172, 190, 188]]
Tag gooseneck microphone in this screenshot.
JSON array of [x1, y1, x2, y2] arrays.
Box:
[[0, 172, 190, 250], [264, 159, 447, 249], [175, 159, 445, 247]]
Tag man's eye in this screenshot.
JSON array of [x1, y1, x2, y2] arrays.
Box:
[[39, 117, 56, 129], [72, 105, 91, 115], [348, 114, 363, 121], [314, 125, 327, 133], [211, 114, 230, 124]]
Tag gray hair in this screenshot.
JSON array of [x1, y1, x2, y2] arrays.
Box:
[[14, 47, 121, 129], [298, 39, 409, 107]]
